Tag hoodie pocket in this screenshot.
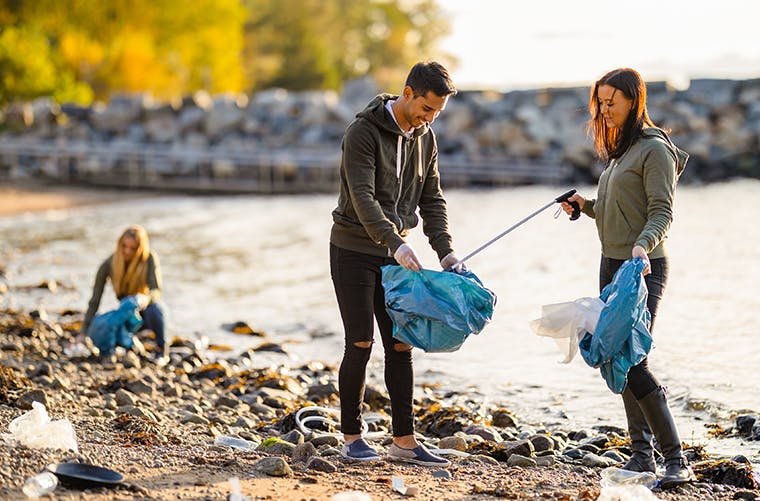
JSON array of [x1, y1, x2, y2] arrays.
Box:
[[615, 201, 637, 244]]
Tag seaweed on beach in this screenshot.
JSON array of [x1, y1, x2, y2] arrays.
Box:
[[190, 362, 232, 381], [705, 422, 732, 438], [0, 311, 37, 337], [0, 364, 33, 404], [693, 458, 759, 489], [112, 414, 171, 446], [467, 441, 511, 461], [416, 403, 472, 437]]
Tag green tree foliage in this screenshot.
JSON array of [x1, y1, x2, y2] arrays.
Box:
[[244, 0, 451, 92], [0, 0, 450, 104]]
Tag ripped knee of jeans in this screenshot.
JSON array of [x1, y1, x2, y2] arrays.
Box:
[[393, 342, 413, 352], [352, 340, 373, 349]]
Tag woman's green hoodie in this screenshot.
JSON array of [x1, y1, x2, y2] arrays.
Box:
[[330, 94, 453, 259], [581, 128, 689, 260]]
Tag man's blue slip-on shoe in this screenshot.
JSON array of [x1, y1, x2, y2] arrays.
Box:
[[388, 443, 451, 467], [341, 438, 381, 461]]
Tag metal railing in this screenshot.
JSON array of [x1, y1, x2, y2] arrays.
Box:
[[0, 139, 573, 192]]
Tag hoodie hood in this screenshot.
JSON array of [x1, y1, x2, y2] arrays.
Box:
[[356, 94, 430, 139], [641, 127, 689, 177]]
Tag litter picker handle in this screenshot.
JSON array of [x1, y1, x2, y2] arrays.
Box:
[[555, 189, 581, 221], [447, 188, 582, 270]]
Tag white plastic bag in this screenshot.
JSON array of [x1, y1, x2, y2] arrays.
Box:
[[529, 297, 604, 363], [3, 401, 78, 452]]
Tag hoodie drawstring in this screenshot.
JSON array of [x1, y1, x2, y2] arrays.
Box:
[[396, 135, 402, 181], [397, 135, 424, 186], [417, 139, 422, 182]]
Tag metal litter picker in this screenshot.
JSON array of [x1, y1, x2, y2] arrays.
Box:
[[448, 189, 580, 270]]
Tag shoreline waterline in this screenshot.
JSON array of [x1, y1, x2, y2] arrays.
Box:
[[1, 179, 758, 465]]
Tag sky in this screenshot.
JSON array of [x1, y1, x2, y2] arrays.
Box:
[[436, 0, 760, 91]]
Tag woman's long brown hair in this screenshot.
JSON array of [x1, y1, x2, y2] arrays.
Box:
[[111, 225, 150, 297], [588, 68, 656, 163]]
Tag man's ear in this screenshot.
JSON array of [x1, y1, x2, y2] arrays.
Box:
[[402, 85, 414, 101]]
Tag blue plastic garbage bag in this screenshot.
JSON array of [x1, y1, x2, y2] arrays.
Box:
[[579, 257, 653, 394], [87, 296, 143, 355], [381, 265, 497, 353]]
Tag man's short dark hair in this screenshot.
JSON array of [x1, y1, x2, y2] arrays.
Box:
[[405, 61, 457, 98]]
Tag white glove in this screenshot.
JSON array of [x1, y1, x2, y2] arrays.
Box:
[[440, 252, 466, 273], [394, 243, 422, 271]]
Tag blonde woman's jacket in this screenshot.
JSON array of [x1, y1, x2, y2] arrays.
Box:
[[81, 252, 161, 334]]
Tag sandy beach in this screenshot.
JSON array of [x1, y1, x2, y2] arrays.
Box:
[[0, 181, 146, 217]]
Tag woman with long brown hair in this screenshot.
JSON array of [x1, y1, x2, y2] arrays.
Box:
[[79, 225, 166, 357], [562, 68, 693, 489]]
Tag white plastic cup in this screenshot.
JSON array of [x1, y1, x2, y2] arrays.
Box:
[[22, 471, 58, 498]]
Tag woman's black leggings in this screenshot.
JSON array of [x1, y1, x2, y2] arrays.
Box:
[[330, 244, 414, 437], [599, 256, 669, 399]]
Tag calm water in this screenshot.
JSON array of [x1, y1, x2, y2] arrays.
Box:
[[1, 180, 758, 460]]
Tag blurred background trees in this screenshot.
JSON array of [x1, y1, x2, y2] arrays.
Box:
[[0, 0, 451, 105]]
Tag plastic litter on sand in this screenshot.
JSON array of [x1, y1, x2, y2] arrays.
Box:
[[22, 471, 58, 498]]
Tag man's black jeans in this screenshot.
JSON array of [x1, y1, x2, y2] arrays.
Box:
[[330, 243, 414, 437]]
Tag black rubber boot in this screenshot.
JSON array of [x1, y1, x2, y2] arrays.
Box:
[[621, 387, 656, 473], [637, 387, 695, 489]]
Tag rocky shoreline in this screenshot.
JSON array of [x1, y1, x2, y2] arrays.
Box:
[[0, 302, 758, 501], [1, 77, 759, 192]]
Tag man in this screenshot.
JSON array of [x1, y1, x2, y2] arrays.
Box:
[[330, 61, 461, 466]]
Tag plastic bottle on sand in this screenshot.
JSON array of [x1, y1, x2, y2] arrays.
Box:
[[600, 467, 659, 489], [214, 435, 259, 450], [22, 471, 58, 498]]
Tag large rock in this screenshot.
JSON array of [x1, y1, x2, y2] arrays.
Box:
[[89, 93, 145, 133]]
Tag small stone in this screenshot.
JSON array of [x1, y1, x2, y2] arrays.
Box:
[[257, 438, 296, 457], [115, 389, 138, 407], [601, 450, 625, 463], [305, 456, 336, 473], [214, 395, 240, 408], [431, 469, 451, 479], [281, 429, 305, 445], [580, 434, 609, 449], [466, 454, 499, 466], [492, 409, 519, 428], [464, 425, 503, 442], [529, 435, 554, 453], [507, 454, 537, 467], [535, 455, 556, 467], [125, 379, 154, 396], [563, 448, 586, 460], [181, 411, 209, 425], [502, 439, 534, 459], [293, 442, 318, 463], [581, 453, 617, 468], [17, 389, 47, 409], [254, 457, 292, 477], [733, 490, 759, 500], [310, 435, 340, 448], [438, 436, 467, 452]]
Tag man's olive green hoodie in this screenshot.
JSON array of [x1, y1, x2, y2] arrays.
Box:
[[581, 127, 688, 260], [330, 94, 453, 259]]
